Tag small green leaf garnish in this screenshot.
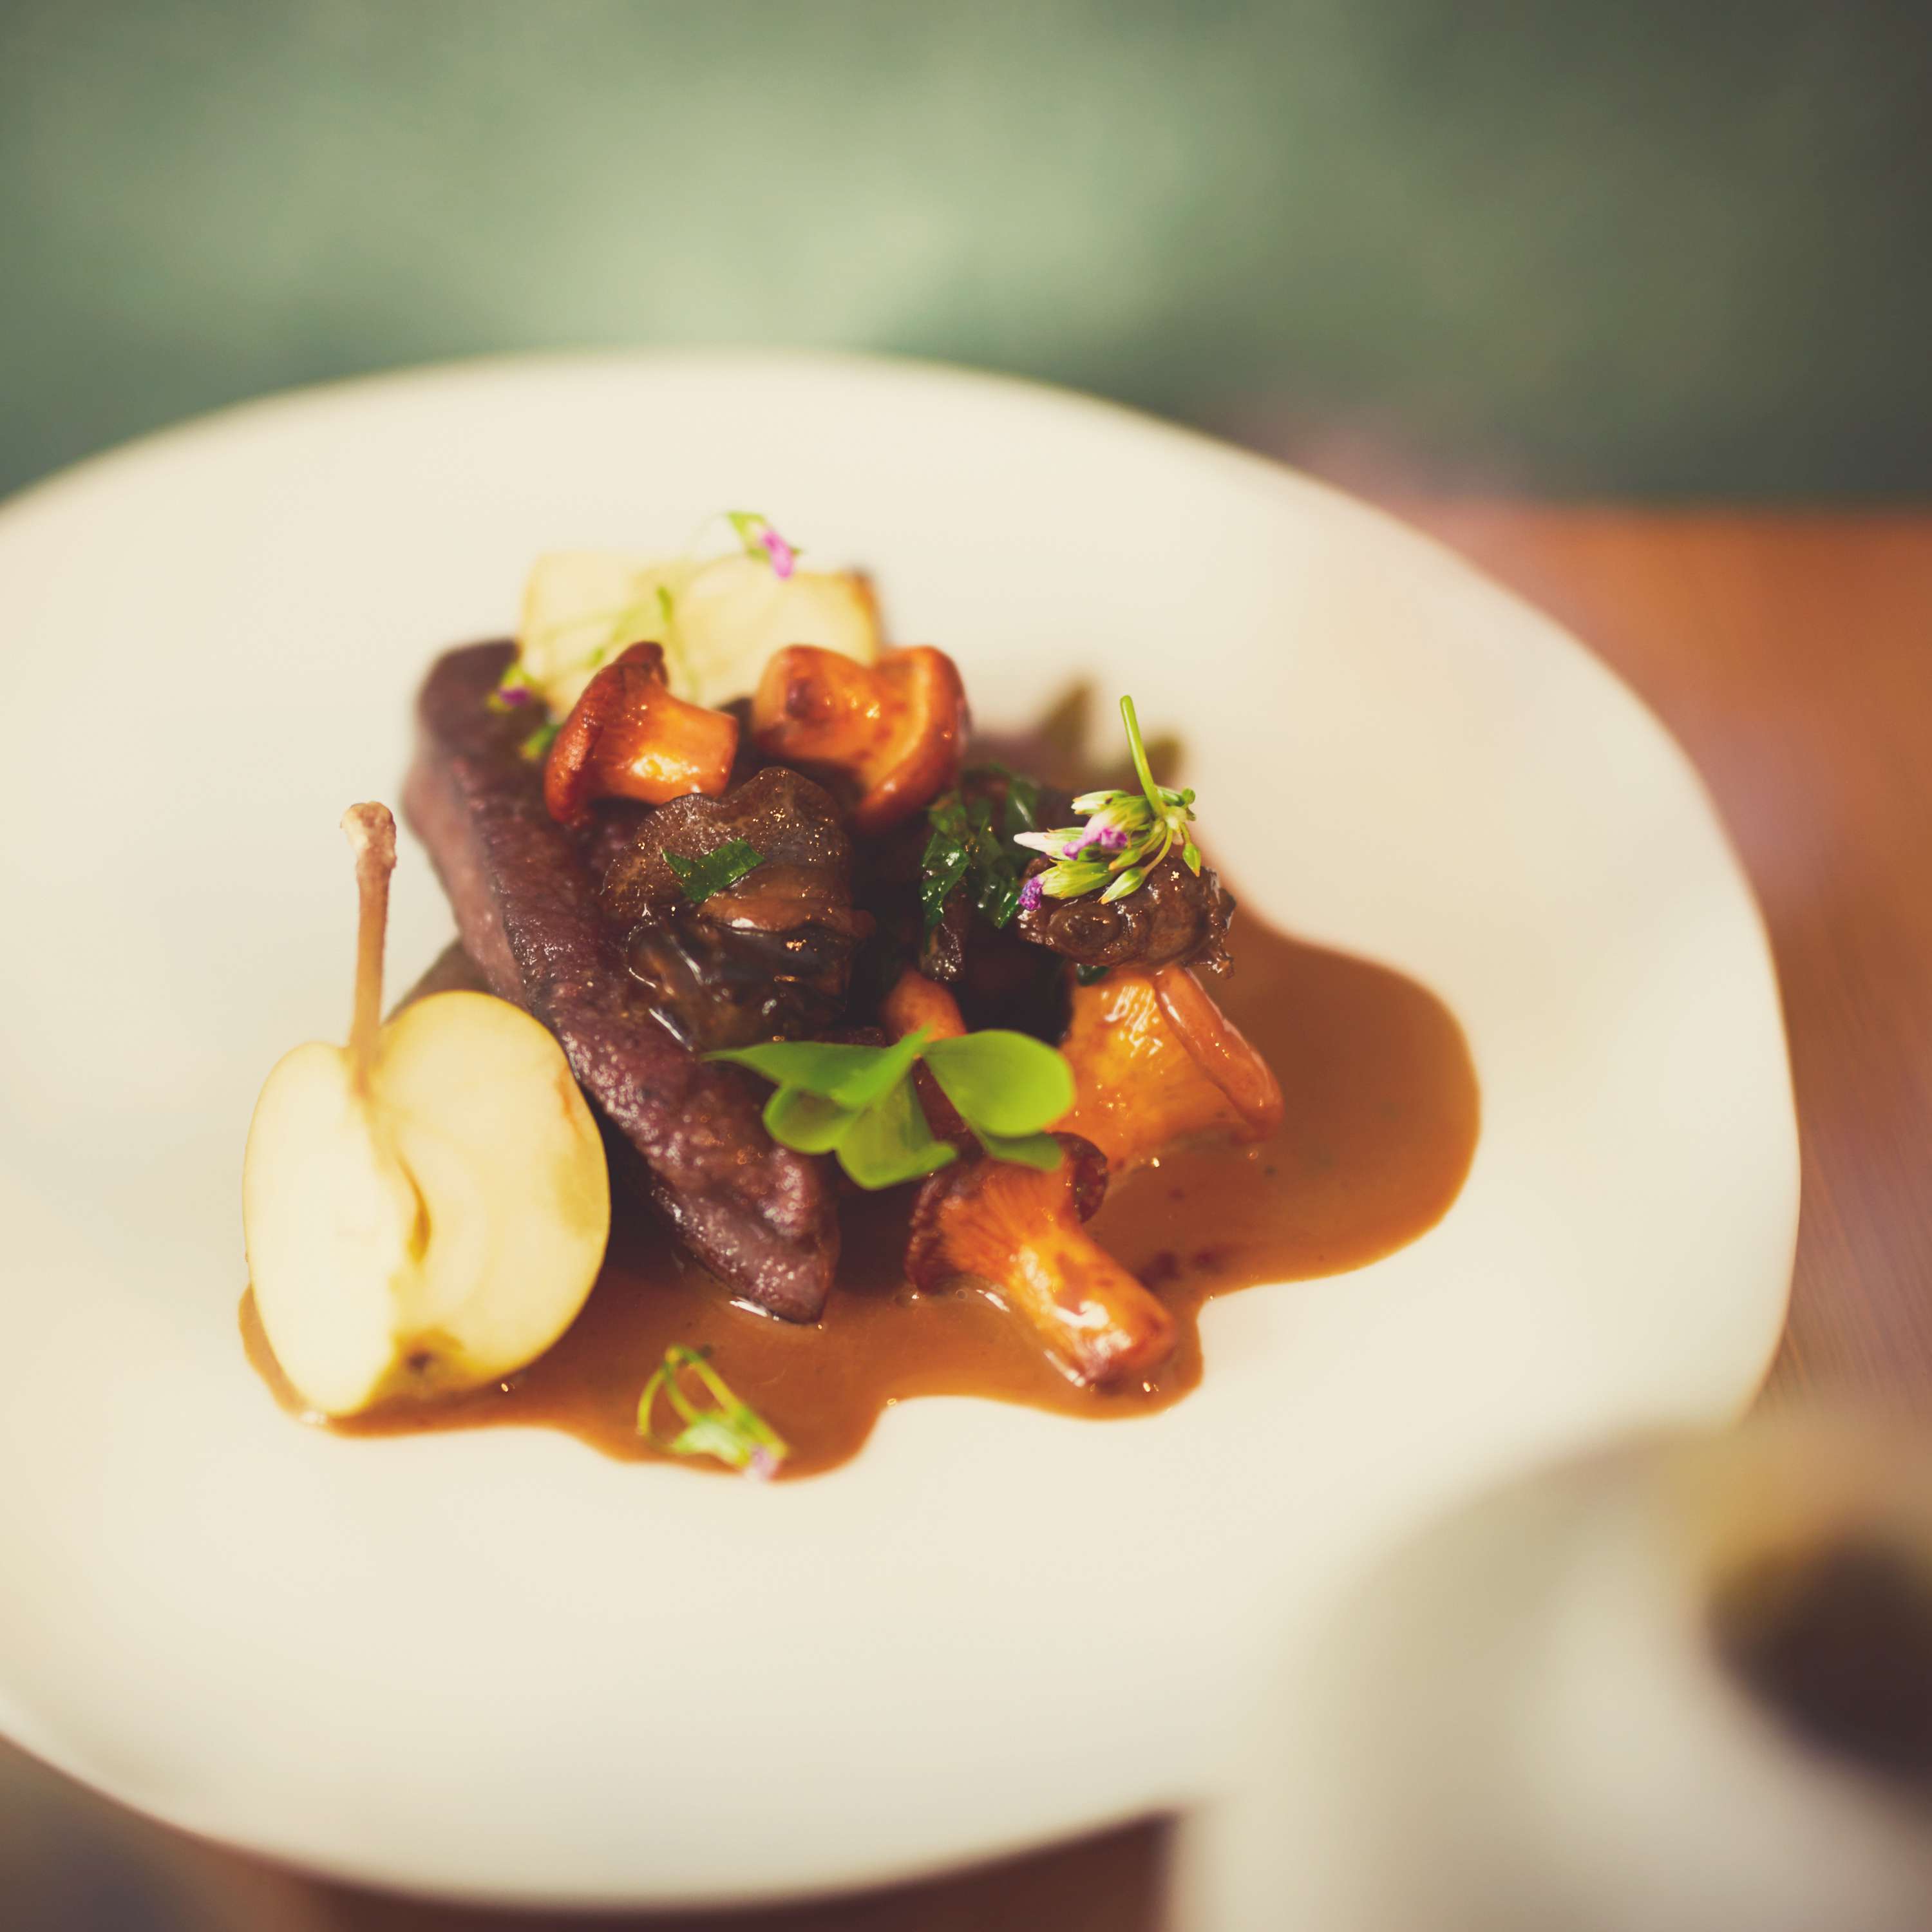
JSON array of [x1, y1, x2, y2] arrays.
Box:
[[963, 1127, 1065, 1170], [709, 1026, 1069, 1189], [922, 1030, 1075, 1137], [664, 838, 763, 905], [834, 1074, 958, 1189], [1075, 963, 1111, 987], [761, 1085, 855, 1153], [638, 1345, 789, 1477], [711, 1036, 907, 1099], [819, 1026, 932, 1112], [1012, 694, 1198, 909]]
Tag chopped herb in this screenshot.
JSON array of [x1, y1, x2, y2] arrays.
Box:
[[919, 765, 1047, 936], [1012, 695, 1198, 906], [665, 838, 763, 905], [518, 719, 562, 763], [709, 1026, 1071, 1189], [918, 798, 973, 935], [638, 1345, 788, 1477], [1075, 963, 1111, 987]]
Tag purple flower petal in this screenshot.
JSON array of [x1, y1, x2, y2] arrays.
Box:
[[747, 1445, 781, 1481], [759, 528, 797, 579], [1019, 876, 1044, 911]]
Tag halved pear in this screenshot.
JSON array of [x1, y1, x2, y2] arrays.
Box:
[[518, 549, 692, 719], [516, 544, 879, 716], [242, 806, 609, 1417], [670, 553, 880, 709]]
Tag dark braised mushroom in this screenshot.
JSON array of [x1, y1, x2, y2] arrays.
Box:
[[1014, 851, 1235, 975], [598, 766, 870, 1051]]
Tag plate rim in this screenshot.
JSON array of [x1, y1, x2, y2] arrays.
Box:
[[0, 346, 1799, 1908]]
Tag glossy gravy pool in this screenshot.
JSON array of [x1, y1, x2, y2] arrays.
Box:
[[243, 913, 1478, 1475]]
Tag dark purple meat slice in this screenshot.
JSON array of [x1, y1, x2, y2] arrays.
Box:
[[402, 641, 838, 1321], [1014, 851, 1236, 975], [598, 767, 867, 1051]]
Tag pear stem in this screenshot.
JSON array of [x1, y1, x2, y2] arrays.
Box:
[[341, 803, 397, 1092]]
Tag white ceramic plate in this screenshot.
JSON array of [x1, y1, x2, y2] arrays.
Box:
[[0, 353, 1795, 1909]]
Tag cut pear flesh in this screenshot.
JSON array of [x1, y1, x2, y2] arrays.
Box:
[[243, 990, 610, 1418], [518, 548, 880, 715]]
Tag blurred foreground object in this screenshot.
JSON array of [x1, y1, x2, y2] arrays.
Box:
[[0, 1742, 325, 1931], [1179, 1414, 1932, 1930]]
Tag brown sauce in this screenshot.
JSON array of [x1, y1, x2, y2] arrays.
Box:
[[242, 912, 1479, 1477]]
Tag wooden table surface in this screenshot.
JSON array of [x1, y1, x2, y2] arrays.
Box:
[[20, 506, 1932, 1929]]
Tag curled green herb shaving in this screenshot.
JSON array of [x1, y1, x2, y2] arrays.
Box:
[[665, 838, 763, 905], [517, 719, 561, 763], [1014, 696, 1197, 908], [918, 764, 1045, 936], [725, 511, 798, 578], [484, 660, 562, 761], [639, 1345, 789, 1477], [485, 660, 542, 716], [710, 1027, 1072, 1188]]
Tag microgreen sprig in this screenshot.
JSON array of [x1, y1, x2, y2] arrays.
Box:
[[638, 1345, 789, 1477], [726, 511, 799, 579], [1014, 695, 1198, 908], [710, 1027, 1073, 1188]]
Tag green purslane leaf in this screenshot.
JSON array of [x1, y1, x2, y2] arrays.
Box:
[[708, 1024, 1072, 1189], [965, 1127, 1064, 1171], [638, 1345, 789, 1477], [761, 1085, 857, 1153], [922, 1030, 1075, 1137], [822, 1026, 931, 1111], [709, 1037, 886, 1097], [835, 1075, 958, 1189], [664, 838, 764, 905]]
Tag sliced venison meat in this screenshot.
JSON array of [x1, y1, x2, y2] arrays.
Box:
[[598, 766, 868, 1051], [402, 641, 838, 1320], [1014, 851, 1236, 976]]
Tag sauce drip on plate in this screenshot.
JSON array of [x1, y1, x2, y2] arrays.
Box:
[[242, 909, 1479, 1476]]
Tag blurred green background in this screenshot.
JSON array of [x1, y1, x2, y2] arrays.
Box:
[[2, 0, 1926, 502]]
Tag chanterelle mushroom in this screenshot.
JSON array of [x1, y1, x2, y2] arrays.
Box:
[[1057, 965, 1282, 1173], [907, 1135, 1175, 1385], [751, 643, 967, 833], [544, 641, 740, 827]]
